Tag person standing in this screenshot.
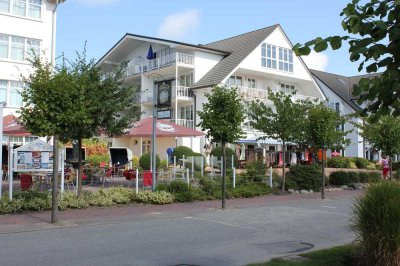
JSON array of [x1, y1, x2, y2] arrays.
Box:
[[382, 156, 390, 180]]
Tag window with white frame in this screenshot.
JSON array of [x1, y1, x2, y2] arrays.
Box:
[[10, 80, 23, 107], [247, 78, 256, 88], [0, 80, 7, 102], [262, 43, 293, 73], [280, 83, 295, 94], [278, 47, 294, 72], [0, 34, 41, 61], [226, 75, 243, 86], [329, 102, 345, 131], [179, 73, 193, 87], [0, 0, 42, 19], [25, 136, 38, 143], [180, 105, 193, 120]]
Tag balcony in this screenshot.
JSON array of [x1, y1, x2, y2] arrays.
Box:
[[141, 86, 193, 105], [237, 86, 320, 103], [126, 53, 194, 77], [173, 119, 194, 129]]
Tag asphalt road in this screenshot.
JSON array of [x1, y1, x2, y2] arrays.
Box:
[[0, 192, 359, 266]]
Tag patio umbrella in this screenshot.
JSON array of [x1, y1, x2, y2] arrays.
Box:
[[146, 44, 155, 60], [331, 151, 341, 157]]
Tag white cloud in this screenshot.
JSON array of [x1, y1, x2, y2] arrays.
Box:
[[75, 0, 121, 6], [157, 9, 201, 40], [302, 51, 328, 71]]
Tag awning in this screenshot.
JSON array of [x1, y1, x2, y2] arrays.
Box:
[[124, 117, 205, 138], [236, 133, 283, 145], [3, 115, 31, 136]]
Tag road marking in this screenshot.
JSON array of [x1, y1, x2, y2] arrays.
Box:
[[321, 205, 337, 209]]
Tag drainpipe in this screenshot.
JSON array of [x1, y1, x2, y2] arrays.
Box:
[[50, 0, 65, 65], [191, 89, 196, 129]]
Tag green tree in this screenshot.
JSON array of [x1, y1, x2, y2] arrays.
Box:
[[303, 103, 350, 199], [20, 50, 140, 198], [293, 0, 400, 117], [360, 115, 400, 179], [248, 90, 305, 191], [197, 85, 245, 209]]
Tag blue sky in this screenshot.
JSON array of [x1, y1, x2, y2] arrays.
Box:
[[56, 0, 362, 76]]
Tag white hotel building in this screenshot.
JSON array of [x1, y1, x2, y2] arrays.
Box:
[[98, 25, 326, 160]]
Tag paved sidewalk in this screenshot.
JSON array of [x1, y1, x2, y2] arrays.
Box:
[[0, 189, 363, 233]]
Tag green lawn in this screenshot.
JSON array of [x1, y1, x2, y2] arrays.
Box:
[[249, 244, 359, 266]]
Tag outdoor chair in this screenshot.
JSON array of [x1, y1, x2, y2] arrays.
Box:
[[64, 170, 76, 191], [20, 174, 33, 190]]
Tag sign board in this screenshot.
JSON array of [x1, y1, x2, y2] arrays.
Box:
[[13, 139, 53, 171], [157, 81, 172, 108], [157, 109, 172, 119]]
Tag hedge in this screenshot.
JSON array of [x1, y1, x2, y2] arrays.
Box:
[[329, 171, 382, 186], [286, 164, 321, 191]]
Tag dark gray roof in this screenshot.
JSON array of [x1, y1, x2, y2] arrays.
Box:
[[191, 25, 280, 89], [311, 69, 381, 111]]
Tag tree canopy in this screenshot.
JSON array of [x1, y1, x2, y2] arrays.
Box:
[[248, 90, 305, 190], [294, 0, 400, 117], [20, 50, 141, 194], [197, 85, 245, 208]]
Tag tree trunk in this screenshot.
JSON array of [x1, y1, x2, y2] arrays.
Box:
[[221, 141, 226, 209], [321, 148, 325, 199], [77, 138, 83, 196], [51, 135, 59, 224], [281, 140, 286, 191]]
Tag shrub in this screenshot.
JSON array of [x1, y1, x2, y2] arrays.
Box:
[[87, 154, 110, 166], [131, 156, 140, 169], [244, 161, 266, 182], [329, 171, 359, 186], [139, 153, 161, 170], [352, 157, 370, 169], [134, 191, 174, 204], [24, 196, 51, 211], [106, 187, 135, 204], [0, 196, 24, 214], [198, 177, 221, 199], [392, 161, 400, 171], [358, 172, 382, 183], [230, 183, 271, 198], [210, 146, 238, 168], [366, 163, 376, 170], [327, 156, 352, 168], [349, 161, 358, 169], [58, 192, 89, 209], [86, 189, 115, 207], [351, 182, 400, 266], [171, 146, 195, 160], [286, 164, 321, 191]]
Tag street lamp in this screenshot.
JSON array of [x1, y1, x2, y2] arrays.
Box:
[[0, 101, 6, 197]]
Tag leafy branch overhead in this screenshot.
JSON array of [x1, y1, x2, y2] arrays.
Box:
[[293, 0, 400, 117]]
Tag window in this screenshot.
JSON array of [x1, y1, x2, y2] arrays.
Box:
[[262, 43, 293, 73], [247, 78, 256, 88], [0, 80, 7, 102], [0, 0, 42, 19], [179, 73, 193, 87], [10, 81, 23, 106], [28, 0, 40, 18], [0, 0, 10, 12], [180, 105, 193, 120], [0, 34, 40, 61], [9, 136, 23, 143], [12, 0, 25, 16], [329, 102, 345, 131], [11, 36, 24, 61], [280, 83, 295, 94], [226, 75, 243, 86], [0, 34, 8, 58], [25, 136, 38, 143]]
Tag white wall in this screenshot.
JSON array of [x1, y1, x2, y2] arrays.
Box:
[[315, 78, 364, 157]]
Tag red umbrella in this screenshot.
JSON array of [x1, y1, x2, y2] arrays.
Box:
[[331, 151, 341, 157], [125, 117, 205, 138], [3, 115, 31, 136]]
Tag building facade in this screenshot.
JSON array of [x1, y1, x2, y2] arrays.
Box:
[[0, 0, 59, 164], [98, 25, 326, 160]]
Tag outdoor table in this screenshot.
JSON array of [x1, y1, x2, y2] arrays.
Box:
[[31, 173, 50, 191]]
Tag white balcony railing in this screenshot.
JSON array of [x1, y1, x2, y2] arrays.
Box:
[[237, 86, 320, 102], [173, 119, 194, 128], [177, 86, 190, 97], [126, 53, 194, 77]]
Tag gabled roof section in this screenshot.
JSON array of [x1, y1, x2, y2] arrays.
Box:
[[97, 33, 228, 66], [191, 24, 280, 89], [311, 69, 362, 111]]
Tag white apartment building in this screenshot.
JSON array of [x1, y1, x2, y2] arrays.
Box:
[[98, 25, 326, 160], [0, 0, 59, 162]]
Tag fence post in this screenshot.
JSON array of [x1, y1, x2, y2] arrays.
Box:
[[183, 155, 185, 169], [191, 156, 194, 179], [186, 168, 190, 185], [201, 157, 204, 177], [136, 169, 139, 194], [211, 155, 214, 179], [173, 156, 176, 179], [221, 158, 223, 177], [233, 167, 236, 188], [231, 155, 234, 169], [269, 166, 273, 188]]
